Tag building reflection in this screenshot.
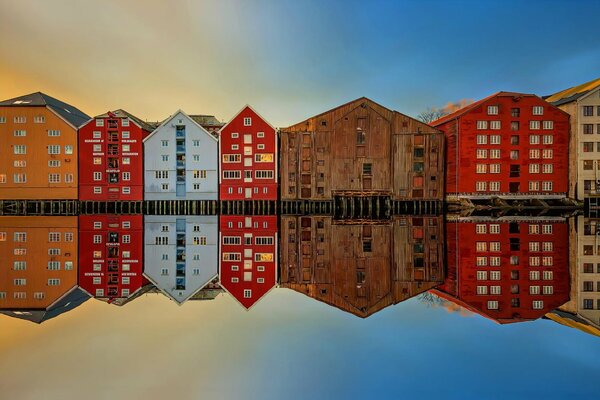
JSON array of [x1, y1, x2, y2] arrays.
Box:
[[548, 216, 600, 335], [144, 216, 218, 305], [280, 216, 445, 318], [0, 216, 89, 323], [79, 215, 147, 303], [219, 216, 278, 309], [433, 217, 570, 323]]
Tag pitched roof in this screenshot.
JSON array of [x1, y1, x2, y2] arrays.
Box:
[[143, 109, 218, 143], [545, 77, 600, 106], [189, 114, 224, 127], [94, 109, 156, 132], [431, 91, 535, 126], [0, 92, 90, 128]]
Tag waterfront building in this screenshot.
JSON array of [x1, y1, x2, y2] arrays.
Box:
[[280, 216, 444, 318], [144, 110, 218, 201], [79, 110, 153, 201], [0, 92, 89, 200], [219, 215, 277, 309], [0, 216, 88, 323], [78, 215, 145, 302], [279, 98, 445, 202], [546, 77, 600, 200], [144, 216, 218, 304], [433, 217, 570, 323], [432, 92, 570, 201], [219, 106, 278, 200]]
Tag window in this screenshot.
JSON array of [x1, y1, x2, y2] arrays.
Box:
[[490, 149, 500, 159], [223, 154, 241, 163], [542, 164, 553, 174], [487, 301, 499, 310], [475, 164, 487, 174], [256, 170, 274, 179], [93, 131, 101, 139], [489, 224, 500, 234], [93, 172, 102, 181], [14, 232, 26, 242], [122, 144, 130, 152], [583, 106, 594, 116], [255, 153, 274, 162], [122, 235, 131, 244], [542, 149, 553, 159], [490, 257, 500, 266], [530, 149, 540, 159], [487, 105, 499, 115], [530, 120, 541, 130], [192, 140, 200, 146], [65, 145, 73, 155], [0, 117, 5, 123], [490, 135, 501, 145], [122, 118, 130, 127], [490, 242, 500, 252], [14, 145, 26, 154], [93, 187, 102, 194], [48, 174, 60, 183], [542, 135, 553, 145], [243, 117, 252, 126], [475, 181, 487, 192], [476, 149, 487, 159], [476, 224, 487, 234], [476, 135, 487, 145], [490, 286, 501, 295], [532, 106, 544, 115], [543, 286, 553, 295], [14, 279, 27, 286], [490, 121, 501, 130], [13, 173, 26, 184], [542, 120, 553, 130], [532, 301, 544, 310], [529, 181, 539, 191], [48, 129, 61, 137], [490, 271, 501, 280], [476, 121, 488, 130], [529, 135, 540, 145], [14, 130, 26, 137], [0, 174, 5, 184], [14, 116, 26, 123], [476, 257, 487, 267], [93, 144, 102, 152], [48, 279, 60, 286], [161, 140, 168, 147], [155, 171, 169, 179], [489, 182, 500, 192], [223, 170, 241, 179], [96, 119, 104, 127], [529, 164, 540, 174], [243, 289, 252, 298], [511, 122, 519, 131], [122, 172, 130, 181], [477, 286, 488, 295], [541, 181, 553, 191], [48, 232, 61, 242], [48, 145, 61, 155], [14, 261, 26, 270]]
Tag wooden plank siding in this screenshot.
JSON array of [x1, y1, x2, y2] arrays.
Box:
[[280, 215, 445, 318], [280, 98, 444, 201]]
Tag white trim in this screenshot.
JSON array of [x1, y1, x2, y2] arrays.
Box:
[[143, 109, 218, 143], [218, 105, 278, 135]]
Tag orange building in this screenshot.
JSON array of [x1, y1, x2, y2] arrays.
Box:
[[0, 92, 90, 199], [0, 216, 85, 323]]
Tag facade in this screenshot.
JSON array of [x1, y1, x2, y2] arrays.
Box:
[[556, 216, 600, 328], [219, 106, 278, 200], [434, 217, 570, 323], [0, 216, 88, 323], [280, 216, 444, 318], [144, 216, 218, 304], [432, 92, 570, 200], [144, 110, 218, 201], [546, 77, 600, 200], [280, 98, 444, 201], [219, 215, 277, 309], [0, 92, 90, 200], [79, 110, 153, 201], [78, 215, 145, 302]]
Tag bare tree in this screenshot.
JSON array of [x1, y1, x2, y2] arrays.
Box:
[[417, 107, 447, 124], [417, 99, 475, 124]]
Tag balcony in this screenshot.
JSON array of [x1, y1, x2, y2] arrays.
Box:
[[107, 120, 119, 129], [177, 154, 186, 168], [176, 126, 186, 138], [176, 139, 185, 154]]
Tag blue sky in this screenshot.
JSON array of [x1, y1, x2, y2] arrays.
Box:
[[1, 0, 599, 126]]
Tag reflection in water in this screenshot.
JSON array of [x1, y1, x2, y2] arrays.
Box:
[[144, 216, 218, 304], [280, 216, 444, 317], [434, 217, 570, 324], [0, 214, 598, 337], [0, 216, 89, 323]]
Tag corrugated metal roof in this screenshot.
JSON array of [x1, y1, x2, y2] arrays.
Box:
[[546, 77, 600, 105], [0, 92, 90, 128]]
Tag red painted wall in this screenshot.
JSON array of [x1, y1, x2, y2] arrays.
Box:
[[437, 219, 570, 323], [78, 215, 145, 301], [219, 215, 277, 309], [79, 114, 150, 201], [434, 94, 569, 197], [219, 106, 278, 200]]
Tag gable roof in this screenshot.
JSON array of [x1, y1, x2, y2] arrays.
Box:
[[546, 77, 600, 106], [143, 109, 218, 143], [189, 114, 224, 128], [93, 109, 156, 132], [0, 92, 90, 128], [219, 105, 277, 135]]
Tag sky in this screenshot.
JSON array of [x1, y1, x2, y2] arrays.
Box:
[[1, 0, 600, 127], [0, 290, 599, 400]]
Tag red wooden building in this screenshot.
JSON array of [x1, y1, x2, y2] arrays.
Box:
[[79, 109, 153, 201], [219, 215, 278, 309], [433, 218, 570, 323], [78, 215, 146, 302], [432, 92, 570, 200], [218, 106, 278, 200]]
